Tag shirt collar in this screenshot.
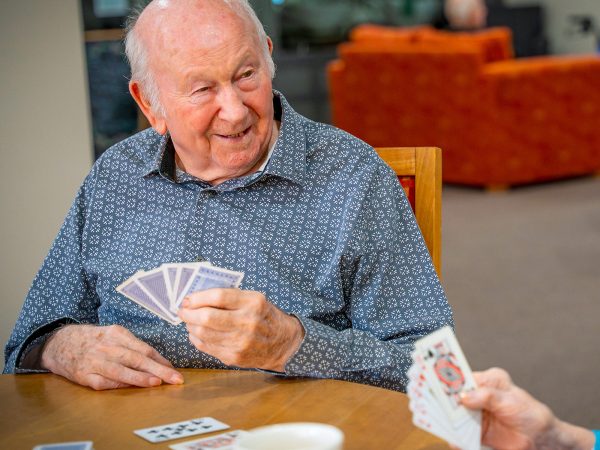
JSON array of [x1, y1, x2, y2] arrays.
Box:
[[142, 90, 307, 187]]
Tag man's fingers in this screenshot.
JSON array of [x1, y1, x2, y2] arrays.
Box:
[[125, 350, 184, 385], [99, 337, 183, 385], [107, 326, 175, 368], [99, 360, 165, 388], [136, 343, 175, 368], [186, 323, 233, 348], [84, 373, 132, 391], [182, 288, 245, 309], [473, 367, 512, 389], [179, 306, 240, 331], [461, 385, 511, 413], [41, 324, 183, 390], [107, 325, 180, 378]]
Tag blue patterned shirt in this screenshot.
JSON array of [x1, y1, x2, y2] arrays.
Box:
[[4, 92, 452, 391]]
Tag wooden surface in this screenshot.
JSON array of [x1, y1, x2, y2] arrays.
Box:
[[376, 147, 443, 277], [0, 369, 448, 449]]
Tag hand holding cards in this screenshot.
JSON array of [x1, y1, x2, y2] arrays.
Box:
[[408, 326, 482, 450], [116, 262, 244, 324]]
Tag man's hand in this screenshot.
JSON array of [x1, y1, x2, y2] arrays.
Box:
[[460, 368, 595, 450], [41, 324, 184, 390], [178, 289, 304, 372]]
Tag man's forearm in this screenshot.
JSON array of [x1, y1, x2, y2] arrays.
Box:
[[536, 417, 595, 450]]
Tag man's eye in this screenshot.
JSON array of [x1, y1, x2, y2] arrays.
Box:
[[193, 86, 209, 94], [240, 70, 254, 78]]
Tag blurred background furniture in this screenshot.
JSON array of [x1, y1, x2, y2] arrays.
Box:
[[376, 147, 442, 276], [329, 25, 600, 188]]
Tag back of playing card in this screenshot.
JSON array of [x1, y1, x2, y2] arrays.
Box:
[[177, 265, 244, 307], [33, 442, 93, 450], [117, 278, 180, 324]]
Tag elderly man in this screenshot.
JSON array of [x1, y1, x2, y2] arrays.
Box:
[[4, 0, 452, 391]]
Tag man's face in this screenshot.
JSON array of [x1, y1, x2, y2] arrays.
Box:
[[138, 4, 275, 184]]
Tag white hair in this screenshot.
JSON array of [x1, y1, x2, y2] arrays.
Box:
[[124, 0, 275, 117]]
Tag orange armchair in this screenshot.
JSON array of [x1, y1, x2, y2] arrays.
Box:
[[328, 25, 600, 188]]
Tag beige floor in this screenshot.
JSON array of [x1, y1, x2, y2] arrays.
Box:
[[442, 176, 600, 429]]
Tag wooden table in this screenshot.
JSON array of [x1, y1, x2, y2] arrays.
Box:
[[0, 369, 449, 449]]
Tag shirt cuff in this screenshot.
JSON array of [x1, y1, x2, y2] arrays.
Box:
[[15, 317, 79, 373]]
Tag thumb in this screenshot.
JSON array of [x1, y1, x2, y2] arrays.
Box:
[[460, 388, 492, 410]]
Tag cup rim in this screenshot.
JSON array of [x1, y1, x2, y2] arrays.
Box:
[[236, 422, 344, 449]]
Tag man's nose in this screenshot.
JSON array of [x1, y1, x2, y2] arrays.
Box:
[[216, 85, 248, 124]]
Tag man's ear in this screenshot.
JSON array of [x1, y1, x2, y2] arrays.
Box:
[[267, 36, 273, 56], [129, 81, 167, 135]]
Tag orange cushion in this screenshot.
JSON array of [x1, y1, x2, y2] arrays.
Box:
[[349, 24, 513, 63], [350, 24, 433, 43]]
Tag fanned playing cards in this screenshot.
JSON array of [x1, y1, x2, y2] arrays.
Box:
[[408, 326, 482, 450], [116, 262, 244, 324]]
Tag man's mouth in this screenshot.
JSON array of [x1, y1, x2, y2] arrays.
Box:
[[218, 127, 251, 139]]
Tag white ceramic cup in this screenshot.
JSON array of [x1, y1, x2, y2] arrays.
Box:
[[235, 422, 344, 450]]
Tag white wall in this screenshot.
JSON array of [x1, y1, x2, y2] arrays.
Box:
[[0, 0, 93, 361], [506, 0, 600, 54]]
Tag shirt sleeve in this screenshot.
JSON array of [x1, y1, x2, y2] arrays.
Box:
[[3, 168, 99, 374], [283, 163, 453, 391]]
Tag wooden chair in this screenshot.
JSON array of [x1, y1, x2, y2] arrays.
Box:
[[376, 147, 442, 277]]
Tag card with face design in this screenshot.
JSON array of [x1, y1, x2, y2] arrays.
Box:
[[169, 430, 248, 450], [408, 327, 482, 450]]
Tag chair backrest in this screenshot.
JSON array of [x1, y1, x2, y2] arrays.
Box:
[[376, 147, 442, 277]]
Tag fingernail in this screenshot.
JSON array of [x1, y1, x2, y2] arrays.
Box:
[[150, 377, 162, 386], [460, 390, 474, 402], [171, 374, 184, 384], [181, 298, 190, 308]]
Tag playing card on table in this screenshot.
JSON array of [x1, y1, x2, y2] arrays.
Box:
[[33, 442, 93, 450], [134, 417, 229, 443], [169, 430, 248, 450], [408, 326, 481, 450]]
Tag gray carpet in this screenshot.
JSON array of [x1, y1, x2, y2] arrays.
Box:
[[441, 177, 600, 429]]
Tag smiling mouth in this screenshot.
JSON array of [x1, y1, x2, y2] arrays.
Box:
[[218, 127, 251, 139]]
